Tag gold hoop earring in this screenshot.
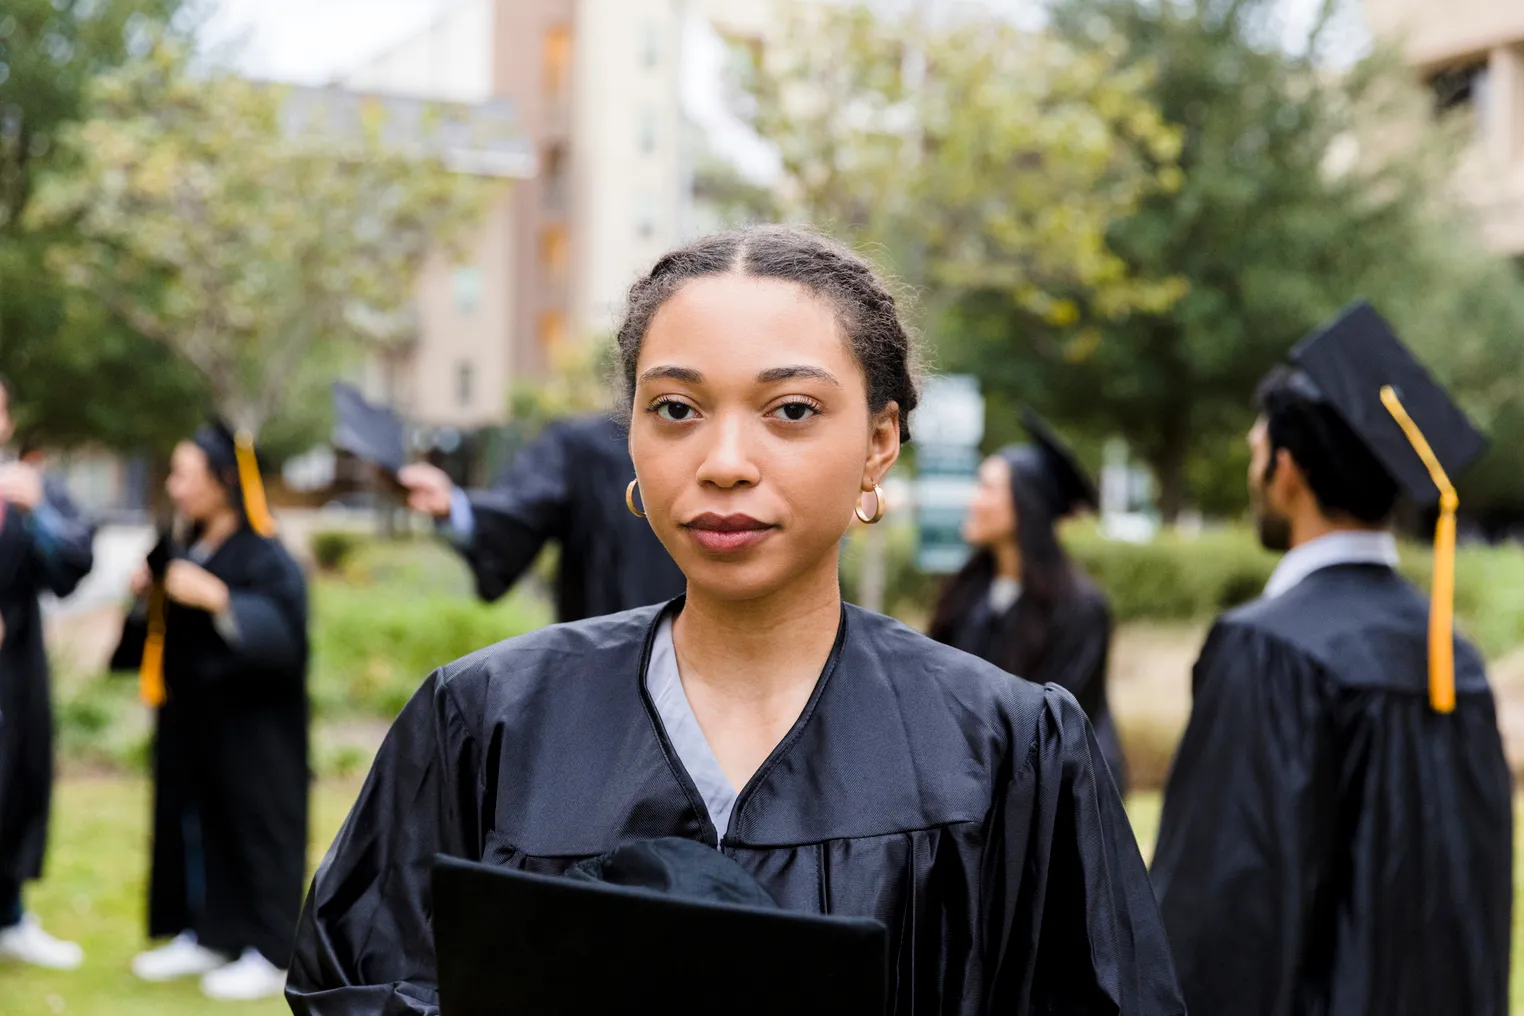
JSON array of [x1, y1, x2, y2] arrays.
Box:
[[625, 479, 646, 519], [855, 483, 885, 525]]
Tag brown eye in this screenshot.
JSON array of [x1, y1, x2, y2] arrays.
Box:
[[769, 401, 819, 422], [653, 400, 697, 422]]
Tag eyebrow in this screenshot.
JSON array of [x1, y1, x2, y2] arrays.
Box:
[[637, 364, 844, 388]]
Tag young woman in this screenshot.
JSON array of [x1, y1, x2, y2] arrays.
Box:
[[287, 227, 1179, 1014], [928, 415, 1129, 794], [111, 423, 309, 1002]]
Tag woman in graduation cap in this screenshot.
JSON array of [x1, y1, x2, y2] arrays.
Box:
[[111, 422, 309, 1003], [928, 411, 1128, 794], [287, 226, 1181, 1016]]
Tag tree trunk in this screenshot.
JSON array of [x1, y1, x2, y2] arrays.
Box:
[[1149, 412, 1192, 526]]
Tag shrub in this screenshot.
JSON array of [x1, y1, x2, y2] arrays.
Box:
[[311, 530, 366, 572]]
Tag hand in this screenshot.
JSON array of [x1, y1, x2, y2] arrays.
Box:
[[0, 463, 44, 511], [130, 563, 152, 599], [398, 463, 455, 519], [164, 560, 230, 614]]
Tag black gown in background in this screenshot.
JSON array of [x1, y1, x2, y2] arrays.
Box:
[[936, 579, 1128, 794], [457, 413, 686, 620], [112, 528, 310, 966], [0, 480, 94, 889], [1152, 564, 1512, 1016], [288, 602, 1183, 1015]]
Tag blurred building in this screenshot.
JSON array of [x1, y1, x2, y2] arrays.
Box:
[[343, 0, 773, 377], [1364, 0, 1524, 256]]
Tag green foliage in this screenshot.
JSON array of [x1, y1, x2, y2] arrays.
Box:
[[310, 529, 365, 572], [28, 37, 490, 434], [0, 0, 204, 454], [738, 0, 1185, 331], [947, 0, 1524, 519], [309, 539, 550, 719]]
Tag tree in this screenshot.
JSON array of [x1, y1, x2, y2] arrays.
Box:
[[0, 0, 204, 453], [29, 39, 491, 435], [728, 0, 1186, 337], [945, 0, 1524, 520]]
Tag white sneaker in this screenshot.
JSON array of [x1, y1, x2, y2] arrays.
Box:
[[200, 948, 287, 1002], [0, 913, 85, 970], [131, 931, 228, 981]]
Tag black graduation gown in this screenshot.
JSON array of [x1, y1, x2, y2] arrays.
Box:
[[1152, 564, 1513, 1016], [0, 480, 93, 887], [287, 602, 1183, 1015], [112, 528, 310, 966], [457, 413, 686, 621], [939, 581, 1129, 795]]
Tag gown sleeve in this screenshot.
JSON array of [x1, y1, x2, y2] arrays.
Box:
[[28, 478, 94, 598], [287, 667, 482, 1016], [220, 541, 308, 675], [1148, 621, 1338, 1016], [989, 685, 1184, 1014], [455, 423, 571, 603]]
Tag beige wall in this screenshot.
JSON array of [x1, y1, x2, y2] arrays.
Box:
[[1365, 0, 1524, 70], [342, 0, 494, 102], [398, 189, 518, 428], [1364, 1, 1524, 256]]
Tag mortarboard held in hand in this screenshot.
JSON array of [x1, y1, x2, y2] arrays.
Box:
[[1290, 299, 1488, 713], [330, 381, 411, 499]]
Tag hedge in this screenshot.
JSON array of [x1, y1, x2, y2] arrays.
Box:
[[843, 522, 1524, 659]]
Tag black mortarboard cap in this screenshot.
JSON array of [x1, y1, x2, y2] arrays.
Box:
[[1290, 300, 1487, 507], [1002, 408, 1099, 518], [331, 382, 406, 476], [432, 849, 888, 1016]]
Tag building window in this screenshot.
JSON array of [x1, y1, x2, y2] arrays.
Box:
[[638, 108, 658, 154], [544, 24, 572, 98], [542, 142, 567, 212], [539, 224, 569, 280], [456, 360, 474, 407], [452, 266, 482, 316], [1430, 61, 1490, 141], [641, 22, 661, 69], [538, 311, 567, 349], [635, 193, 657, 242]]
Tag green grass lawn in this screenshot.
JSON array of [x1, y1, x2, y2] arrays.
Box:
[[0, 779, 359, 1016], [0, 781, 1517, 1014]]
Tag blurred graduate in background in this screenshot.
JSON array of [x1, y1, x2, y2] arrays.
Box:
[[928, 410, 1127, 794], [398, 412, 686, 621], [1152, 303, 1512, 1016], [0, 377, 95, 970], [111, 422, 308, 1003]]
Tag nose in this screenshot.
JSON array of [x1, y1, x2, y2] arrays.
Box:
[[694, 411, 761, 490]]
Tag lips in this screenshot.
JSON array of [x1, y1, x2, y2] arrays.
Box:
[[681, 512, 776, 554]]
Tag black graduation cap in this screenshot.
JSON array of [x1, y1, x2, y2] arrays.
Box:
[[1002, 408, 1099, 518], [330, 382, 406, 476], [1287, 299, 1487, 714], [1290, 300, 1487, 507], [432, 847, 888, 1016]]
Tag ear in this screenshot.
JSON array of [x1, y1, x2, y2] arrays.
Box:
[[1267, 447, 1307, 512], [862, 401, 902, 489]]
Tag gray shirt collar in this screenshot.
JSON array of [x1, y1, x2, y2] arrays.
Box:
[[1263, 530, 1399, 600], [646, 615, 738, 840]]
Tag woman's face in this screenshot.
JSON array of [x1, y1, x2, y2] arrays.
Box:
[[166, 442, 231, 524], [630, 274, 900, 603], [962, 455, 1016, 549]]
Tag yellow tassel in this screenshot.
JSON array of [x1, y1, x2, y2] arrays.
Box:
[[139, 585, 167, 708], [1380, 385, 1457, 714], [234, 429, 277, 537]]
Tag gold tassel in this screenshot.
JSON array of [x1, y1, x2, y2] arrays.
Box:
[[234, 429, 277, 537], [139, 585, 167, 708], [1380, 385, 1457, 714]]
